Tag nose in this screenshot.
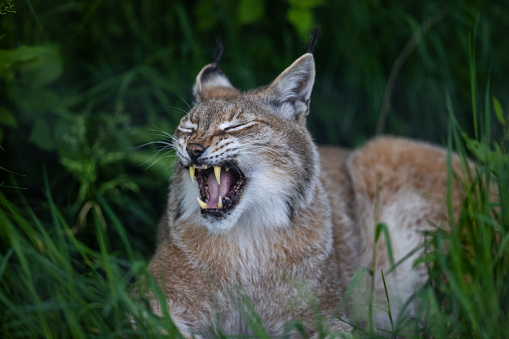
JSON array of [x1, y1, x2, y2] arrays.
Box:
[[186, 143, 206, 163]]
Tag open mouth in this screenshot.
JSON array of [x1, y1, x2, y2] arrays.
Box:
[[188, 164, 246, 217]]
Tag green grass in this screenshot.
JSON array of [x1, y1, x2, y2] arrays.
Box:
[[0, 176, 179, 337], [1, 0, 508, 337], [1, 117, 507, 337], [415, 75, 509, 339]]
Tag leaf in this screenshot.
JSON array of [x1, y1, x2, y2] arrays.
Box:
[[9, 87, 59, 113], [492, 96, 506, 126], [286, 0, 325, 42], [462, 132, 509, 167], [463, 133, 489, 163], [286, 9, 313, 42], [238, 0, 265, 25], [193, 1, 218, 32], [288, 0, 325, 10], [29, 119, 55, 151], [0, 45, 62, 86], [0, 106, 17, 128], [374, 223, 395, 266]]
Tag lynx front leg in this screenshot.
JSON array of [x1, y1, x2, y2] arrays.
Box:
[[147, 241, 215, 337]]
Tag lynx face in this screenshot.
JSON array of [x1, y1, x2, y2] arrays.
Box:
[[173, 54, 319, 233]]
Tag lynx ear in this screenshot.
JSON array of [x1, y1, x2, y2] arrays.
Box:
[[193, 65, 239, 103], [193, 40, 239, 102], [262, 53, 315, 124]]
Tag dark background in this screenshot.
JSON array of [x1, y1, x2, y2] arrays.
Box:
[[1, 0, 508, 256]]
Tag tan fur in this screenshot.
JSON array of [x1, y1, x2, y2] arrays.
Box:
[[321, 138, 467, 326], [142, 52, 469, 337]]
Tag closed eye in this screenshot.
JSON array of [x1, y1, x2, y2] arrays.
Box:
[[222, 121, 258, 132], [177, 126, 194, 133]]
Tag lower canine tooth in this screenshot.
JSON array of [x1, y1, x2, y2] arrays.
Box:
[[214, 166, 221, 185], [189, 166, 195, 184], [197, 197, 207, 209], [218, 196, 223, 209]]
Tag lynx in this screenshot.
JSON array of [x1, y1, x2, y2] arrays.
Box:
[[145, 39, 465, 337]]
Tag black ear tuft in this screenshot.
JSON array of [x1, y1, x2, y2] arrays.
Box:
[[193, 39, 239, 102], [213, 37, 224, 67], [306, 27, 320, 54]]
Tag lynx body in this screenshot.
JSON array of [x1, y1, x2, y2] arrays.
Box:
[[146, 50, 463, 337]]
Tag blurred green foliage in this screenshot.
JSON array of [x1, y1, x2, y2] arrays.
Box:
[[0, 0, 507, 260], [0, 0, 15, 15], [0, 0, 508, 337]]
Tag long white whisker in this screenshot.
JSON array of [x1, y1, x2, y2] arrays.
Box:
[[148, 127, 178, 142], [140, 147, 176, 170], [167, 90, 192, 110], [163, 105, 189, 115], [133, 140, 175, 151]]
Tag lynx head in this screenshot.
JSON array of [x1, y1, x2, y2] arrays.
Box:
[[173, 50, 320, 234]]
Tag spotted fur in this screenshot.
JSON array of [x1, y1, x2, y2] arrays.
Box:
[[145, 52, 468, 337]]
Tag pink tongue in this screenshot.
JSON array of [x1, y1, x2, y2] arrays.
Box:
[[206, 168, 233, 208]]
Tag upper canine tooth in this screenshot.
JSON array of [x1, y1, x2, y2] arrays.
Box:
[[218, 196, 223, 209], [189, 166, 195, 184], [197, 197, 207, 209], [214, 166, 221, 185], [225, 167, 230, 172]]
